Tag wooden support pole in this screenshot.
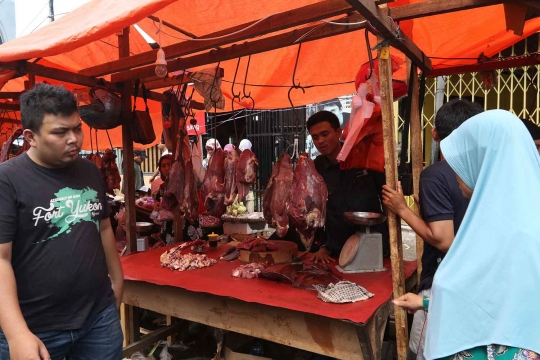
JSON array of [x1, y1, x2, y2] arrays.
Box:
[[0, 92, 21, 99], [408, 64, 424, 285], [378, 37, 408, 360], [118, 28, 137, 255]]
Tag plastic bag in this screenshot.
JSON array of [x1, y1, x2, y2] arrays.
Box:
[[130, 351, 155, 360], [159, 344, 173, 360]]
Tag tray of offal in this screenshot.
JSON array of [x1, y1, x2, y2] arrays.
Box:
[[236, 236, 298, 264]]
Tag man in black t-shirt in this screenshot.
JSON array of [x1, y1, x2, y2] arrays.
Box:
[[382, 99, 483, 360], [0, 84, 124, 360], [306, 110, 388, 263]]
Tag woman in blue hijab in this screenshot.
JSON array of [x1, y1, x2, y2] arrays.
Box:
[[393, 110, 540, 359]]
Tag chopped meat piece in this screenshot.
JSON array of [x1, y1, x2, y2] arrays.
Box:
[[232, 263, 266, 279], [261, 262, 342, 290]]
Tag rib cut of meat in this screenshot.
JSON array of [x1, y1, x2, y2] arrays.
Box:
[[287, 153, 328, 251], [201, 148, 226, 217], [236, 149, 258, 202], [223, 149, 239, 205], [100, 149, 121, 195], [263, 153, 293, 238]]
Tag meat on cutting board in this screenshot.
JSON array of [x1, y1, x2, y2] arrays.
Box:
[[100, 149, 121, 195], [287, 153, 328, 251], [236, 149, 258, 202], [201, 148, 226, 217], [223, 149, 239, 205], [263, 153, 294, 238]]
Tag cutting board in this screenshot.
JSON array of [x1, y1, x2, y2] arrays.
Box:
[[238, 240, 298, 264]]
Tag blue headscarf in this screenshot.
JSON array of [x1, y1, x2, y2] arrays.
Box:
[[425, 110, 540, 358]]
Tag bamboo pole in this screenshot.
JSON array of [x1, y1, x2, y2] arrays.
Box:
[[118, 28, 137, 254], [377, 37, 408, 360], [408, 64, 424, 285]]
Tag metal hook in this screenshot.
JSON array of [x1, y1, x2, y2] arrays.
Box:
[[287, 44, 306, 130], [365, 29, 375, 81], [241, 55, 255, 111], [231, 57, 243, 113]]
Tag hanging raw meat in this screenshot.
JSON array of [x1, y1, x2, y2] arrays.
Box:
[[201, 148, 226, 217], [100, 149, 121, 195], [162, 96, 192, 211], [263, 153, 294, 238], [287, 153, 327, 251], [87, 152, 102, 168], [181, 159, 200, 223], [0, 128, 28, 163], [236, 149, 258, 202], [223, 149, 239, 206]]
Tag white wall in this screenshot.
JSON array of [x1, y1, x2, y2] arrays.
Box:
[[0, 0, 16, 43]]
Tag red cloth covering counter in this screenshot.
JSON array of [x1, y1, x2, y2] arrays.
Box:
[[121, 245, 417, 325]]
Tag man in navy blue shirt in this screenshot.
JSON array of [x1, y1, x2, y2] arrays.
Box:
[[382, 99, 482, 360]]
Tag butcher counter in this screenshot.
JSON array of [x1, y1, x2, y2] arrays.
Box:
[[120, 244, 417, 360]]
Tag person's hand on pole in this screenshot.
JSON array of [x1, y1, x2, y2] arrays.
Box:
[[381, 181, 409, 216]]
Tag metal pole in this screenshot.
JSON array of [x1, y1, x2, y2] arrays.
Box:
[[431, 76, 445, 164], [49, 0, 54, 22]]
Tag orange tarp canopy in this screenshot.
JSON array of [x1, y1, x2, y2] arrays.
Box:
[[0, 0, 539, 149]]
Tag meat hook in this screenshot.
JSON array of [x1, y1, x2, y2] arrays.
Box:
[[364, 29, 375, 81], [230, 57, 243, 113], [287, 43, 306, 137], [241, 55, 255, 111]]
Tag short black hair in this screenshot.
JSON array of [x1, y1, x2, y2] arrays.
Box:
[[323, 98, 342, 110], [20, 83, 78, 133], [521, 118, 540, 140], [306, 110, 341, 132], [434, 99, 483, 140]]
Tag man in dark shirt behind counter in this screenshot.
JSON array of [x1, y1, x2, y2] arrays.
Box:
[[307, 110, 388, 263]]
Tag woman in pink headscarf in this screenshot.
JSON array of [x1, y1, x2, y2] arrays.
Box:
[[202, 138, 221, 170]]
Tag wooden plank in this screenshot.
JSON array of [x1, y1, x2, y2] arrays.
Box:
[[118, 27, 137, 255], [122, 322, 184, 357], [0, 92, 21, 99], [123, 280, 365, 359], [148, 15, 198, 39], [0, 103, 19, 111], [0, 60, 174, 106], [80, 0, 354, 77], [344, 0, 431, 71], [357, 302, 392, 360], [408, 64, 424, 285], [377, 39, 408, 360], [516, 0, 540, 10], [427, 54, 540, 77], [503, 3, 528, 36], [392, 0, 504, 21]]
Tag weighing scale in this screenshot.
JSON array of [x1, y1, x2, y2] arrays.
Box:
[[336, 212, 387, 274]]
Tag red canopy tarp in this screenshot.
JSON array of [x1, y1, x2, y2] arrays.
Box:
[[1, 0, 539, 148], [121, 245, 417, 324]]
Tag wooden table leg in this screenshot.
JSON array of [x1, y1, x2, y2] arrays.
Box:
[[121, 303, 140, 346], [357, 302, 392, 360]]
